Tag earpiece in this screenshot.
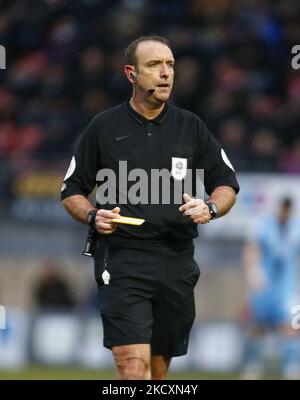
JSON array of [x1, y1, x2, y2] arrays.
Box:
[[130, 72, 136, 82]]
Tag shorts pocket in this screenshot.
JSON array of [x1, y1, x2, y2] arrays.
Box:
[[192, 259, 201, 287]]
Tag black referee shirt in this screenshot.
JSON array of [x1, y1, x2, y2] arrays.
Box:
[[61, 101, 239, 247]]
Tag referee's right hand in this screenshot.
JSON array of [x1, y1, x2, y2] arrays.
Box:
[[95, 207, 121, 235]]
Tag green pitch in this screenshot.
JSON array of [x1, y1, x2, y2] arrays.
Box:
[[0, 366, 240, 380]]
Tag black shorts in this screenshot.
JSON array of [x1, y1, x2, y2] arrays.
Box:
[[93, 239, 200, 357]]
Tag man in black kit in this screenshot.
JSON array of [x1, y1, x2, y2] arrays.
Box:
[[61, 36, 239, 380]]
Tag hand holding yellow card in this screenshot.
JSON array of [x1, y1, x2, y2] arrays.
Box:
[[112, 216, 145, 226]]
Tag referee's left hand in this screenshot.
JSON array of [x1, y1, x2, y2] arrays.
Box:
[[179, 193, 211, 224]]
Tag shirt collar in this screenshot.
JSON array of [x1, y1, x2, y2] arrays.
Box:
[[124, 100, 168, 125]]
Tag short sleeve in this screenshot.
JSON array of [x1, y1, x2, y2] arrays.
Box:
[[195, 118, 240, 195], [60, 117, 101, 200]]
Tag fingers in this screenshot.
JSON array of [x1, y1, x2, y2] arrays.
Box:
[[184, 206, 205, 216], [112, 207, 121, 216], [179, 194, 211, 224], [101, 217, 117, 224], [101, 225, 117, 235], [97, 209, 120, 219], [98, 221, 116, 228], [179, 193, 194, 212], [183, 193, 192, 203], [96, 221, 118, 234], [179, 200, 197, 213], [179, 195, 206, 214], [95, 208, 121, 234]]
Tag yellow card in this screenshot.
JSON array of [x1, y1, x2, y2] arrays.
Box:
[[112, 216, 145, 226]]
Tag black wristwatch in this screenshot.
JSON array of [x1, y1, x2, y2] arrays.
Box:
[[205, 202, 218, 220], [87, 209, 97, 228]]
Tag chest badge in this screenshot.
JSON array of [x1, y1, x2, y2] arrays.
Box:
[[171, 157, 188, 180]]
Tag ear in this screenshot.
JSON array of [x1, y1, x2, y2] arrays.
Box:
[[124, 65, 135, 84]]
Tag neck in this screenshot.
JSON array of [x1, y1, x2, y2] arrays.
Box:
[[129, 96, 165, 120]]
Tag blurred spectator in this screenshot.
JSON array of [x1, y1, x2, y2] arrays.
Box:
[[279, 139, 300, 174], [32, 258, 76, 312], [213, 56, 247, 93], [250, 128, 281, 171], [204, 90, 239, 131], [77, 47, 107, 94], [218, 118, 248, 169], [0, 0, 298, 172], [173, 56, 202, 110]]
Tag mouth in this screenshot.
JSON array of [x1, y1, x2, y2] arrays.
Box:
[[157, 83, 169, 88]]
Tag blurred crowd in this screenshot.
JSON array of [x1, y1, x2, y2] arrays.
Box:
[[32, 257, 99, 312], [0, 0, 300, 172]]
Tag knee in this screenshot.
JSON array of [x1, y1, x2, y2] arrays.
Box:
[[151, 356, 170, 380], [152, 371, 167, 380], [151, 366, 168, 380], [117, 357, 149, 380], [113, 344, 151, 380]]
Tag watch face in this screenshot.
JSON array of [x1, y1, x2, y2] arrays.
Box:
[[211, 203, 218, 215], [207, 202, 218, 218]]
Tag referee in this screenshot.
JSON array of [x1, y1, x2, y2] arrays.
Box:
[[61, 36, 239, 380]]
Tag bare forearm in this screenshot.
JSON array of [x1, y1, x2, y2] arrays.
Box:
[[62, 195, 96, 225], [179, 187, 237, 224], [208, 186, 237, 218], [62, 195, 121, 235]]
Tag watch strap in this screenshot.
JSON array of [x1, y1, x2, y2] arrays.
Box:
[[87, 209, 97, 228], [205, 202, 218, 219]]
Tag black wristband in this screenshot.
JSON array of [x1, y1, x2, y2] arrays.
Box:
[[87, 209, 97, 228]]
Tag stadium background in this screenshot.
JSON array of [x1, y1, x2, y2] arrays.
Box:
[[0, 0, 300, 380]]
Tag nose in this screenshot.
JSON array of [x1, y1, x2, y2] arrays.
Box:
[[160, 63, 169, 79]]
